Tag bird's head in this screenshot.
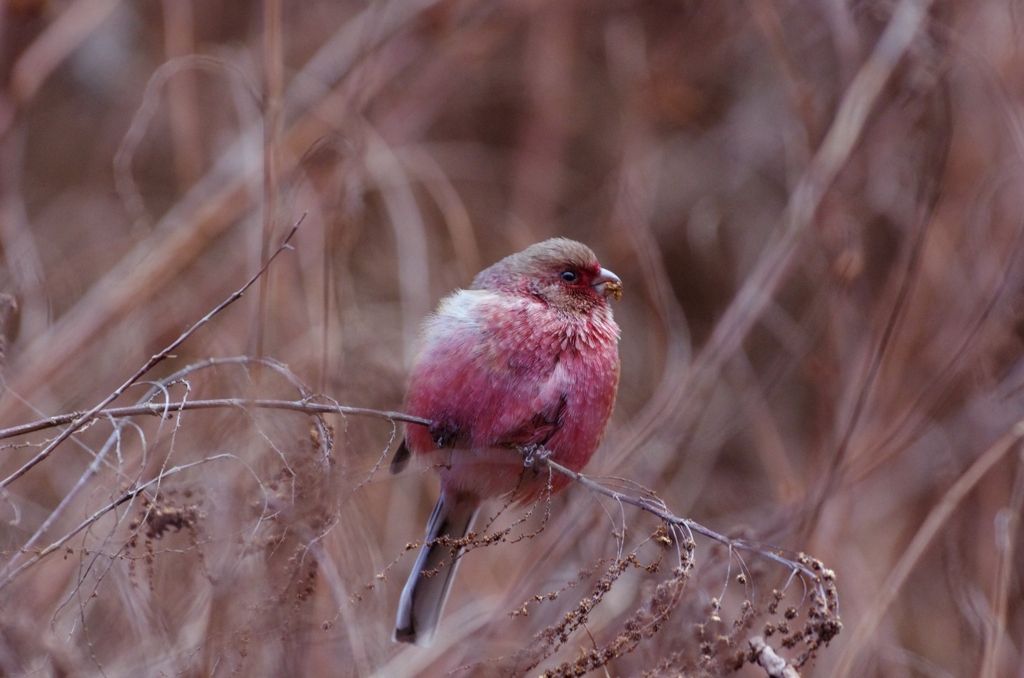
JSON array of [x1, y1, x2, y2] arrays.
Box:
[[472, 238, 622, 315]]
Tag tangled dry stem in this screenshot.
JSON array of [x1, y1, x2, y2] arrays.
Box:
[[0, 220, 846, 678]]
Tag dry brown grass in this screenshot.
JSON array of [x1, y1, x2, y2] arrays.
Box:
[[0, 0, 1022, 676]]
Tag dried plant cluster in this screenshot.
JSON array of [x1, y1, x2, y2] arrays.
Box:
[[0, 0, 1022, 676]]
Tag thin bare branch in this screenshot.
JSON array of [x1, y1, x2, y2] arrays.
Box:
[[0, 219, 303, 490], [0, 398, 428, 441], [546, 459, 836, 599]]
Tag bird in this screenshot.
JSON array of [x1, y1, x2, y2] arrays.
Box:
[[391, 237, 622, 646]]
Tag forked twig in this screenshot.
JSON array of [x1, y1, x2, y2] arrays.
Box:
[[0, 217, 304, 490]]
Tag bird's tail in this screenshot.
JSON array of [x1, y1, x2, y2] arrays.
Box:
[[394, 493, 479, 646]]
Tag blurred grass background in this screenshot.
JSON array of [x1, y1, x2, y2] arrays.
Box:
[[0, 0, 1022, 675]]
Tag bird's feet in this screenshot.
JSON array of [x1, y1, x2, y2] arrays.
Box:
[[429, 420, 460, 448], [519, 444, 551, 473]]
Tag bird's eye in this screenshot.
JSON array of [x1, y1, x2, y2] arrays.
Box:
[[560, 270, 579, 283]]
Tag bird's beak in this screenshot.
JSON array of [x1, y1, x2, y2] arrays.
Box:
[[592, 268, 623, 300]]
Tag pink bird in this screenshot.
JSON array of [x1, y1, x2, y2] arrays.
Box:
[[391, 238, 622, 646]]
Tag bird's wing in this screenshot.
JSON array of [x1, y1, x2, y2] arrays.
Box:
[[495, 391, 568, 448]]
